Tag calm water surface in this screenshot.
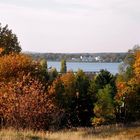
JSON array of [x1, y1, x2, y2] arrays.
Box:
[[48, 61, 120, 74]]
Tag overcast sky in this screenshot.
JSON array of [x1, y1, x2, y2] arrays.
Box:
[[0, 0, 140, 53]]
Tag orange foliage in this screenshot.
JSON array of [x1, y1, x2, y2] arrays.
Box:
[[0, 53, 59, 130], [115, 82, 127, 100], [0, 53, 33, 80], [116, 50, 140, 102], [116, 56, 140, 121], [0, 48, 4, 54], [134, 51, 140, 79], [48, 77, 63, 96], [60, 72, 76, 96], [0, 74, 57, 130]]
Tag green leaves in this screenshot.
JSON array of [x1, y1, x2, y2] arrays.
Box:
[[0, 23, 21, 55], [93, 84, 115, 125], [60, 59, 67, 73]]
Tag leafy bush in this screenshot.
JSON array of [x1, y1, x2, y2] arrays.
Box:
[[0, 54, 59, 130]]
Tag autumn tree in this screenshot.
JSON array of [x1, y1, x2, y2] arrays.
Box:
[[116, 49, 140, 122], [0, 23, 21, 55], [134, 50, 140, 79], [60, 71, 76, 115], [0, 53, 33, 81], [0, 53, 60, 130], [0, 53, 51, 83], [118, 45, 140, 82], [49, 70, 92, 127], [59, 72, 79, 126], [115, 79, 140, 122], [48, 72, 77, 127], [0, 74, 59, 130]]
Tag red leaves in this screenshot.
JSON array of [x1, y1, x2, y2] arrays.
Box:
[[0, 53, 58, 130], [0, 75, 57, 129]]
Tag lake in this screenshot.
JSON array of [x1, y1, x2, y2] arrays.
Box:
[[47, 61, 120, 74]]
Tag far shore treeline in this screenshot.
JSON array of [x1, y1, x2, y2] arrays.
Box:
[[0, 23, 140, 130], [28, 52, 127, 63]]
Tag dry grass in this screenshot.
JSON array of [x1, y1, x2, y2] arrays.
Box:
[[0, 123, 140, 140]]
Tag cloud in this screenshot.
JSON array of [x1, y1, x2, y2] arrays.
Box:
[[0, 0, 140, 52], [1, 0, 140, 18]]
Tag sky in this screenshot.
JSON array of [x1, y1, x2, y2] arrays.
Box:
[[0, 0, 140, 53]]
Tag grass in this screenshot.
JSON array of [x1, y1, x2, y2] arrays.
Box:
[[0, 123, 140, 140]]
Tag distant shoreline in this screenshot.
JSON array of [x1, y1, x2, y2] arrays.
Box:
[[27, 52, 126, 63], [47, 60, 121, 63]]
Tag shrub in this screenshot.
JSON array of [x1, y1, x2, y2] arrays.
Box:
[[0, 54, 59, 130]]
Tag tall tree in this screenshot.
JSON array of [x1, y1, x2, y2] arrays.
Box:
[[0, 23, 21, 55], [93, 84, 115, 125], [39, 58, 49, 82], [118, 45, 140, 82], [116, 49, 140, 122], [75, 69, 92, 126], [134, 50, 140, 78], [60, 59, 67, 73], [89, 70, 116, 125]]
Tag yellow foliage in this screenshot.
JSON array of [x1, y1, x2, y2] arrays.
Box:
[[0, 53, 37, 81], [60, 72, 76, 87], [0, 47, 4, 54], [92, 117, 105, 126], [134, 51, 140, 79]]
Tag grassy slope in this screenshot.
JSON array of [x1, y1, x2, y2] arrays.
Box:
[[0, 124, 140, 140]]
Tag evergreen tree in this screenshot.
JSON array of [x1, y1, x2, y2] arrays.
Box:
[[60, 59, 67, 73], [39, 58, 49, 82], [93, 84, 115, 125], [75, 69, 92, 126], [49, 67, 58, 82]]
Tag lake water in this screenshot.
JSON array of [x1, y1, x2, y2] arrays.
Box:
[[47, 61, 120, 74]]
